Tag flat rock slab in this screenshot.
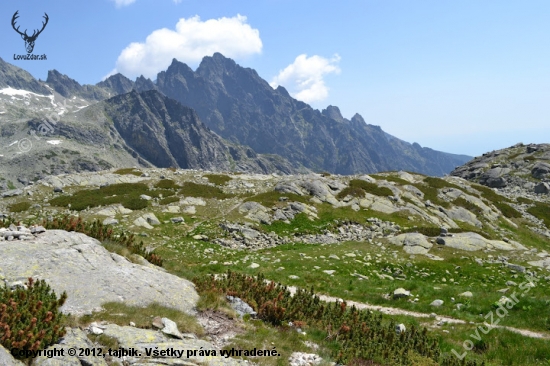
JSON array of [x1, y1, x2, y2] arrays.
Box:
[[102, 324, 248, 365], [0, 230, 198, 316]]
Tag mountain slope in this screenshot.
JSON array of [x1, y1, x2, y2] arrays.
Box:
[[154, 53, 471, 176], [100, 89, 305, 173]]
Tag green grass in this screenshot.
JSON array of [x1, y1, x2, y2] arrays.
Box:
[[48, 183, 150, 211], [204, 173, 232, 186], [453, 197, 482, 215], [517, 197, 535, 205], [9, 201, 32, 213], [370, 174, 411, 186], [527, 202, 550, 228], [179, 182, 234, 199], [336, 179, 393, 199], [472, 184, 512, 203], [244, 191, 309, 207], [77, 302, 204, 336], [155, 179, 181, 189], [113, 168, 142, 176], [493, 201, 522, 219]]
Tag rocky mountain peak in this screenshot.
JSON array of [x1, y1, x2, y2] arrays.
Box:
[[322, 105, 345, 123], [96, 73, 134, 95], [0, 57, 51, 95], [134, 75, 157, 92]]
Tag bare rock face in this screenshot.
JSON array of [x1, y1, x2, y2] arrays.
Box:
[[0, 230, 198, 316]]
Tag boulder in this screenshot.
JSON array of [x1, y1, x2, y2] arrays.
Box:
[[0, 230, 198, 316], [143, 213, 161, 225], [389, 233, 433, 255], [532, 162, 550, 179], [393, 288, 411, 299], [430, 299, 444, 307], [534, 182, 549, 194], [395, 323, 407, 334], [479, 167, 509, 188]]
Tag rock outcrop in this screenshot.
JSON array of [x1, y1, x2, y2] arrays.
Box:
[[0, 229, 198, 315]]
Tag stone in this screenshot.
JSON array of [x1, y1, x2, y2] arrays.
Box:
[[102, 217, 118, 226], [164, 205, 181, 213], [393, 288, 411, 299], [133, 217, 153, 229], [161, 317, 184, 339], [506, 281, 517, 287], [505, 263, 526, 273], [53, 186, 63, 193], [0, 230, 198, 316], [532, 162, 550, 179], [143, 213, 161, 225], [389, 233, 432, 255], [30, 225, 46, 234], [1, 189, 23, 198], [323, 270, 336, 275], [171, 216, 184, 223], [459, 291, 473, 298], [395, 323, 406, 334], [249, 262, 260, 269], [183, 205, 196, 214], [227, 296, 257, 318], [181, 197, 206, 206], [534, 182, 549, 194], [328, 254, 340, 260], [140, 194, 152, 200], [430, 299, 444, 307], [152, 316, 164, 329]]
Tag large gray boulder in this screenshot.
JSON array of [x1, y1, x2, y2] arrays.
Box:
[[534, 182, 549, 194], [532, 162, 550, 179], [479, 167, 509, 188], [389, 233, 433, 255], [0, 230, 198, 315]]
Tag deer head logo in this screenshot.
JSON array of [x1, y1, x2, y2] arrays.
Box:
[[11, 11, 49, 54]]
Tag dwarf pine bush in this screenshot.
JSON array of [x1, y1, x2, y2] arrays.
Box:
[[0, 278, 66, 357]]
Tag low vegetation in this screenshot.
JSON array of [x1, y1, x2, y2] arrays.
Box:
[[48, 183, 151, 211], [9, 201, 32, 213], [204, 173, 232, 185], [0, 278, 67, 358], [337, 179, 393, 199], [179, 181, 234, 199]]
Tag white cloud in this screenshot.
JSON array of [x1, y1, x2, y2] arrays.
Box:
[[270, 54, 341, 103], [111, 14, 262, 79], [111, 0, 136, 7]]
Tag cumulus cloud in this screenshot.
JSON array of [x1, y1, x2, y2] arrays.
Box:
[[111, 0, 136, 7], [111, 14, 262, 79], [270, 54, 341, 103]]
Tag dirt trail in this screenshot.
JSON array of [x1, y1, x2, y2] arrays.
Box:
[[286, 286, 550, 340]]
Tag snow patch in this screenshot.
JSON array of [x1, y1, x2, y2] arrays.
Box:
[[47, 140, 62, 145]]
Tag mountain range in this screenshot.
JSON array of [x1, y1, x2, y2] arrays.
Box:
[[0, 53, 471, 189]]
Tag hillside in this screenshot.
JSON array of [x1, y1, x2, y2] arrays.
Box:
[[1, 162, 549, 365]]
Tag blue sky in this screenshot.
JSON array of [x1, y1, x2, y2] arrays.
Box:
[[1, 0, 549, 157]]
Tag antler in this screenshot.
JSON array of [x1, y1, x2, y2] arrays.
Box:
[[11, 11, 26, 37], [30, 13, 49, 39]]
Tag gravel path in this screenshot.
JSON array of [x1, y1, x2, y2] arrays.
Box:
[[286, 286, 550, 339]]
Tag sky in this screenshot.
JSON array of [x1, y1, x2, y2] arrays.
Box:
[[0, 0, 549, 157]]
